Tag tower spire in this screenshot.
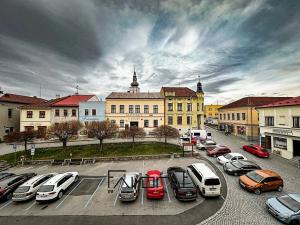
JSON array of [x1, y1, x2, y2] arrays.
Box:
[[129, 66, 140, 93], [197, 75, 204, 93]]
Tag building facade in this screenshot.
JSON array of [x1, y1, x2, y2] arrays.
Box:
[[79, 100, 105, 123], [0, 93, 45, 141], [204, 104, 223, 124], [218, 97, 290, 141], [160, 79, 205, 134], [257, 96, 300, 160]]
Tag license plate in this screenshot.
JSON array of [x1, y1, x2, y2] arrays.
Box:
[[210, 188, 216, 190], [186, 193, 192, 196], [14, 194, 25, 198]]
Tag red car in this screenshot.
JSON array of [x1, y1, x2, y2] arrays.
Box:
[[146, 170, 164, 199], [242, 144, 270, 158], [207, 146, 231, 157]]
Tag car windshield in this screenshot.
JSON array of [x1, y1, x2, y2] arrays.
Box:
[[224, 154, 232, 160], [206, 141, 216, 146], [148, 178, 161, 188], [121, 187, 134, 193], [277, 195, 300, 212], [204, 178, 220, 186], [14, 186, 30, 193], [38, 185, 54, 192], [246, 171, 264, 183]]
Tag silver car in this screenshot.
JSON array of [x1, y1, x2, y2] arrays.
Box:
[[196, 140, 217, 150], [119, 172, 141, 202], [266, 194, 300, 224], [12, 173, 57, 202]]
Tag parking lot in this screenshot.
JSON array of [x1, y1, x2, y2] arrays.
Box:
[[0, 157, 222, 217]]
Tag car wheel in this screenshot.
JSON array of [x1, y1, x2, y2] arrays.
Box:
[[277, 186, 283, 192], [58, 191, 63, 199], [254, 189, 261, 195], [289, 220, 299, 225], [6, 192, 13, 200]]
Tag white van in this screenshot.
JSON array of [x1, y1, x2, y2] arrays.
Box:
[[187, 163, 221, 197]]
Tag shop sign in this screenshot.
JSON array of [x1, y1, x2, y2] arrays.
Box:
[[272, 128, 293, 136]]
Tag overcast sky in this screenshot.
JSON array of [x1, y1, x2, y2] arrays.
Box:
[[0, 0, 299, 104]]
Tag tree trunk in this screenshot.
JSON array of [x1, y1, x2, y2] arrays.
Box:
[[132, 136, 135, 151], [99, 139, 103, 155], [164, 136, 167, 149], [24, 139, 27, 151], [62, 139, 67, 148]]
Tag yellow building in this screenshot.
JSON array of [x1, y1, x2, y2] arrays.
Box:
[[160, 80, 204, 134], [105, 70, 165, 133], [257, 96, 300, 160], [204, 104, 223, 124], [218, 97, 290, 141]]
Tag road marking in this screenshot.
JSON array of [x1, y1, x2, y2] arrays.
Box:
[[84, 178, 105, 208], [163, 178, 171, 203], [25, 201, 37, 211], [113, 181, 122, 207], [19, 166, 33, 171], [0, 200, 12, 210], [36, 165, 48, 171], [220, 195, 225, 201], [55, 179, 84, 209]]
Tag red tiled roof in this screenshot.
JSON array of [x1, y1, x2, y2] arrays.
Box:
[[257, 96, 300, 108], [161, 87, 197, 97], [220, 97, 292, 110], [52, 95, 94, 107], [106, 92, 164, 99], [0, 93, 45, 104]]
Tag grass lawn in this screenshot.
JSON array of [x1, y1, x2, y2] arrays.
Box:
[[0, 142, 182, 163]]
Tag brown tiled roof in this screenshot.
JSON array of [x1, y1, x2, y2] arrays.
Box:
[[20, 96, 70, 109], [106, 92, 164, 99], [161, 87, 197, 97], [0, 93, 45, 104], [257, 96, 300, 108], [220, 97, 292, 110]]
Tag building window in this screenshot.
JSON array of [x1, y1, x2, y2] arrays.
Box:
[[242, 113, 246, 120], [120, 105, 125, 113], [8, 109, 12, 118], [153, 120, 158, 127], [120, 120, 124, 128], [177, 103, 182, 111], [274, 137, 287, 150], [168, 103, 173, 111], [39, 111, 45, 118], [227, 114, 230, 120], [202, 103, 204, 112], [135, 105, 140, 113], [197, 103, 200, 111], [153, 105, 158, 114], [237, 113, 240, 120], [223, 114, 226, 120], [27, 111, 33, 118], [55, 109, 60, 117], [144, 120, 149, 128], [177, 116, 182, 125], [64, 109, 68, 117], [144, 105, 149, 113], [187, 103, 192, 112], [111, 105, 116, 113], [111, 120, 116, 124], [92, 109, 96, 116], [220, 114, 222, 120], [168, 116, 173, 125], [187, 116, 192, 125], [232, 113, 235, 120], [72, 109, 76, 117], [85, 109, 89, 116], [293, 117, 300, 128], [129, 105, 134, 113], [265, 116, 274, 126]]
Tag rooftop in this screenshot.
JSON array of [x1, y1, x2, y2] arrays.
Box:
[[52, 95, 95, 107], [257, 96, 300, 108], [220, 97, 291, 110], [0, 93, 45, 104], [106, 92, 164, 99], [161, 87, 197, 97]]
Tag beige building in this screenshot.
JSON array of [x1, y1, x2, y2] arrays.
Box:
[[218, 97, 290, 141], [0, 93, 45, 141], [257, 96, 300, 159], [204, 104, 223, 125]]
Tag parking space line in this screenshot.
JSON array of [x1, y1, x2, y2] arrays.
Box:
[[163, 178, 171, 203], [84, 178, 105, 208], [141, 160, 144, 206], [113, 181, 122, 207], [0, 200, 12, 210], [25, 201, 37, 211], [55, 179, 84, 209]]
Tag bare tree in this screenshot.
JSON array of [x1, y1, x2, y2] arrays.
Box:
[[153, 125, 179, 145], [4, 130, 37, 151], [86, 120, 119, 151], [119, 127, 146, 150], [47, 121, 83, 148]]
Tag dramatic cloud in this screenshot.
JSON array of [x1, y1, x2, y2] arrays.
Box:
[[0, 0, 299, 103]]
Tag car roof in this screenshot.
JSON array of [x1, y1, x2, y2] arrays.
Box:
[[256, 170, 280, 178], [43, 173, 70, 185], [122, 173, 138, 188], [190, 163, 219, 179], [228, 153, 244, 157], [20, 173, 55, 186], [289, 194, 300, 203], [0, 175, 20, 185]]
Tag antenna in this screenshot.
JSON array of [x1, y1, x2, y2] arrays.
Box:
[[75, 85, 79, 95], [39, 84, 42, 98]]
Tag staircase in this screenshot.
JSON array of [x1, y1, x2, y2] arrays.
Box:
[[0, 160, 11, 172]]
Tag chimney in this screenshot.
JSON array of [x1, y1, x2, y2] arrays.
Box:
[[56, 94, 61, 99]]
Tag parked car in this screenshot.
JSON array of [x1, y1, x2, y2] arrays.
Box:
[[146, 170, 164, 199], [12, 173, 57, 202], [119, 172, 141, 202], [0, 173, 36, 201], [0, 173, 15, 181], [217, 153, 247, 165], [223, 160, 261, 176], [207, 146, 231, 157], [167, 167, 197, 201], [36, 172, 79, 202], [266, 193, 300, 225], [187, 163, 221, 197], [239, 170, 283, 195], [196, 140, 217, 151], [242, 144, 270, 158]]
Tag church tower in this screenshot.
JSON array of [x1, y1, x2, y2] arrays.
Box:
[[129, 67, 140, 93], [196, 76, 204, 129]]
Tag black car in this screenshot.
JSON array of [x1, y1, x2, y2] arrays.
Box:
[[0, 173, 15, 181], [223, 160, 261, 176], [167, 167, 197, 201], [0, 173, 36, 201]]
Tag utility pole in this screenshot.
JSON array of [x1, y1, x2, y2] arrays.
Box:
[[75, 85, 79, 95]]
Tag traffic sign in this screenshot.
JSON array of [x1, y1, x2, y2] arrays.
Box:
[[31, 145, 35, 156]]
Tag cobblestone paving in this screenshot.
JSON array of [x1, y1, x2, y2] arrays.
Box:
[[198, 127, 300, 225]]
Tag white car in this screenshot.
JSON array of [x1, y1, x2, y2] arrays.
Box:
[[36, 172, 79, 202], [196, 140, 217, 150], [217, 153, 247, 165], [12, 173, 57, 202]]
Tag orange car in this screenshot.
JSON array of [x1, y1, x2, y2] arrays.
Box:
[[239, 170, 283, 195]]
